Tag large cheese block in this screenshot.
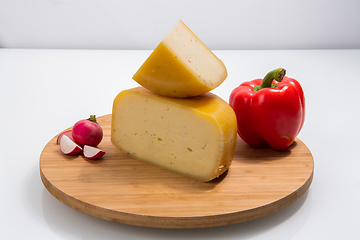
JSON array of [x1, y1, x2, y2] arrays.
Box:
[[111, 87, 237, 182], [132, 21, 227, 98]]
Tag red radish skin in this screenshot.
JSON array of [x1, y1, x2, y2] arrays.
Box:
[[60, 135, 82, 155], [56, 130, 73, 145], [72, 115, 103, 147], [83, 145, 105, 159]]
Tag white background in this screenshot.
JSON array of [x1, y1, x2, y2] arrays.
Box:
[[0, 0, 360, 50]]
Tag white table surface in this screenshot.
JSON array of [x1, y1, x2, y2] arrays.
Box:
[[1, 49, 359, 240]]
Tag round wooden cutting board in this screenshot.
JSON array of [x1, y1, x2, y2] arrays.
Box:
[[40, 114, 314, 229]]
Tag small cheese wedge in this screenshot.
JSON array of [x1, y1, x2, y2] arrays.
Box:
[[111, 87, 237, 182], [132, 21, 227, 98]]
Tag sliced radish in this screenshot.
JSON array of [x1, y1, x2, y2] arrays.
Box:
[[60, 135, 82, 155], [56, 130, 73, 145], [83, 145, 105, 159]]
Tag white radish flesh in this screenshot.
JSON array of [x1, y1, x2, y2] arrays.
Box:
[[60, 135, 82, 155], [56, 130, 73, 145], [83, 145, 105, 159]]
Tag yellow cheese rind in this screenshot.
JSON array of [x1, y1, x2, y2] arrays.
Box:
[[111, 87, 237, 182], [132, 21, 227, 98]]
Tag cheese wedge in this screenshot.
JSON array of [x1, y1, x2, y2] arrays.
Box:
[[132, 21, 227, 98], [111, 87, 237, 182]]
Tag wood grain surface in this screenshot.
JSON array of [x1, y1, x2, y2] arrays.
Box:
[[40, 114, 314, 229]]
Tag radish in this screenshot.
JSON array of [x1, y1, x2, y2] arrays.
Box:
[[72, 115, 103, 147], [56, 130, 73, 145], [60, 135, 83, 155], [83, 145, 106, 159]]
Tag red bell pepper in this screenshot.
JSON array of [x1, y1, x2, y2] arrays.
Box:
[[229, 68, 305, 150]]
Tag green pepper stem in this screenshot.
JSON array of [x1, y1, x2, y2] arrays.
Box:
[[253, 68, 286, 92], [260, 68, 286, 89]]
